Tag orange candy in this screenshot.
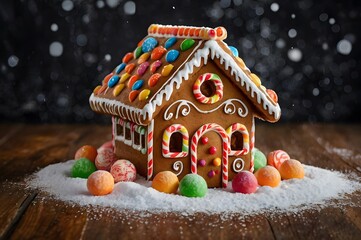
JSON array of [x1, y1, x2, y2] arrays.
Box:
[[148, 73, 161, 87], [103, 73, 113, 85], [75, 145, 98, 163], [279, 159, 305, 180], [151, 46, 167, 60], [266, 89, 278, 103], [87, 170, 114, 196], [122, 52, 133, 63], [129, 90, 139, 102], [127, 75, 139, 88], [254, 166, 281, 188], [125, 63, 136, 74], [152, 171, 179, 194]]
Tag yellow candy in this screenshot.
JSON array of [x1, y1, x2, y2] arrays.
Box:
[[152, 171, 179, 194], [113, 84, 125, 96], [138, 89, 151, 101], [119, 73, 131, 83], [236, 57, 246, 69], [138, 52, 150, 64], [93, 85, 102, 95], [260, 85, 266, 92], [161, 64, 174, 77], [250, 73, 261, 87], [213, 157, 221, 167]]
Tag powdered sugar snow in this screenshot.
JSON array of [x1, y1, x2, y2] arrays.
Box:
[[27, 160, 361, 215]]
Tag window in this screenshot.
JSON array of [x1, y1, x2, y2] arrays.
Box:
[[226, 123, 249, 156], [162, 124, 189, 158], [193, 73, 223, 104]]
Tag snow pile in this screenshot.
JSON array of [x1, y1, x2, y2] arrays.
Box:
[[27, 160, 361, 215]]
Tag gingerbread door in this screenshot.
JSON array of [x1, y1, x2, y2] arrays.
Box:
[[190, 123, 229, 188]]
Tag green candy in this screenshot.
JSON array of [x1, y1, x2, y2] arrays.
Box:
[[180, 39, 195, 51], [253, 148, 267, 172], [179, 174, 208, 197], [71, 158, 96, 178], [134, 46, 142, 59]]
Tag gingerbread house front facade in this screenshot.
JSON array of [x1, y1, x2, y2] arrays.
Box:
[[90, 24, 281, 188]]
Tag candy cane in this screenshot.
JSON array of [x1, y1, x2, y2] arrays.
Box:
[[249, 120, 255, 172], [226, 123, 249, 156], [191, 123, 229, 188], [148, 24, 227, 40], [193, 73, 224, 104], [162, 124, 189, 158], [147, 120, 154, 180]]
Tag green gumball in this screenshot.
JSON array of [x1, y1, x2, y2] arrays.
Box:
[[179, 174, 208, 197], [71, 158, 97, 178], [253, 148, 267, 172]]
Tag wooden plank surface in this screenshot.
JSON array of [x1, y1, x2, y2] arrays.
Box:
[[0, 123, 360, 240]]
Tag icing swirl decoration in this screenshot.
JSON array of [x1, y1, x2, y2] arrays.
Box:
[[163, 99, 248, 120], [232, 158, 245, 173], [193, 73, 223, 104], [172, 161, 184, 176]]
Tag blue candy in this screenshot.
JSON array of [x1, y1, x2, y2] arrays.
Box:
[[132, 80, 144, 90], [165, 50, 179, 63], [142, 37, 158, 53], [108, 75, 120, 88], [164, 37, 177, 49], [115, 63, 126, 74], [228, 46, 239, 57]]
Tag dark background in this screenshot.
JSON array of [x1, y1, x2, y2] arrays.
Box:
[[1, 0, 360, 124]]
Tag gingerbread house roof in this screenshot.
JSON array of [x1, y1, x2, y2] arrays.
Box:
[[89, 24, 281, 125]]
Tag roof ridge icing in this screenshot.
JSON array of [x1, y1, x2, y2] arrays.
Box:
[[148, 24, 227, 40]]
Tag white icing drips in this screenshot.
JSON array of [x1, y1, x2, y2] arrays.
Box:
[[163, 99, 248, 120], [90, 39, 281, 124]]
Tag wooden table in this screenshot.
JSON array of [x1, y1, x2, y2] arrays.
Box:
[[1, 123, 361, 239]]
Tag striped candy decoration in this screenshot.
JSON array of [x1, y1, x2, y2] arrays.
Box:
[[226, 123, 250, 156], [162, 124, 189, 158], [190, 123, 230, 188], [147, 120, 154, 180], [267, 150, 290, 170], [193, 73, 224, 104], [249, 120, 255, 172]]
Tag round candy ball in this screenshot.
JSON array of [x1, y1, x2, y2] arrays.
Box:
[[87, 170, 114, 196], [95, 149, 117, 171], [279, 159, 305, 180], [75, 145, 98, 162], [152, 171, 179, 194], [179, 174, 208, 197], [252, 148, 267, 172], [110, 160, 137, 183], [71, 158, 96, 178], [232, 171, 258, 194], [267, 150, 290, 170], [98, 141, 114, 151], [254, 166, 281, 188]]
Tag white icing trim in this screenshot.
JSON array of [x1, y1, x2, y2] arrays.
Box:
[[90, 39, 281, 123], [163, 99, 248, 120], [232, 158, 245, 173]]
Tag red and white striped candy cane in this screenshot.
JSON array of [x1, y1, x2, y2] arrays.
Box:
[[147, 120, 154, 180], [193, 73, 224, 104], [191, 123, 230, 188], [226, 123, 250, 156], [249, 120, 255, 172], [162, 124, 189, 158]]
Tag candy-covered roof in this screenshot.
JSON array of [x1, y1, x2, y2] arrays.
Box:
[[89, 24, 281, 125]]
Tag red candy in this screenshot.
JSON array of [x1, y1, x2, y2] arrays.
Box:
[[209, 146, 217, 155], [95, 148, 117, 171], [150, 60, 162, 73], [267, 150, 290, 170], [110, 159, 137, 183], [148, 73, 161, 87], [201, 136, 208, 144], [122, 52, 133, 63], [232, 171, 258, 194], [151, 46, 167, 60]]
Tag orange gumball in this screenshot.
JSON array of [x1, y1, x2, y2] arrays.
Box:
[[75, 145, 98, 162], [87, 170, 114, 196], [279, 159, 305, 180], [254, 166, 281, 188], [152, 171, 179, 194]]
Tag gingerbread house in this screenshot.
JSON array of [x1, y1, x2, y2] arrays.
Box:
[[89, 24, 281, 188]]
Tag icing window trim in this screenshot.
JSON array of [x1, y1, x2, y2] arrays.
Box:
[[193, 73, 223, 104], [162, 124, 189, 158], [226, 123, 250, 156]]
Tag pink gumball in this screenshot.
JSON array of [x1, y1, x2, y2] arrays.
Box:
[[98, 141, 114, 151], [110, 160, 137, 183], [95, 149, 117, 171], [232, 171, 258, 194]]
